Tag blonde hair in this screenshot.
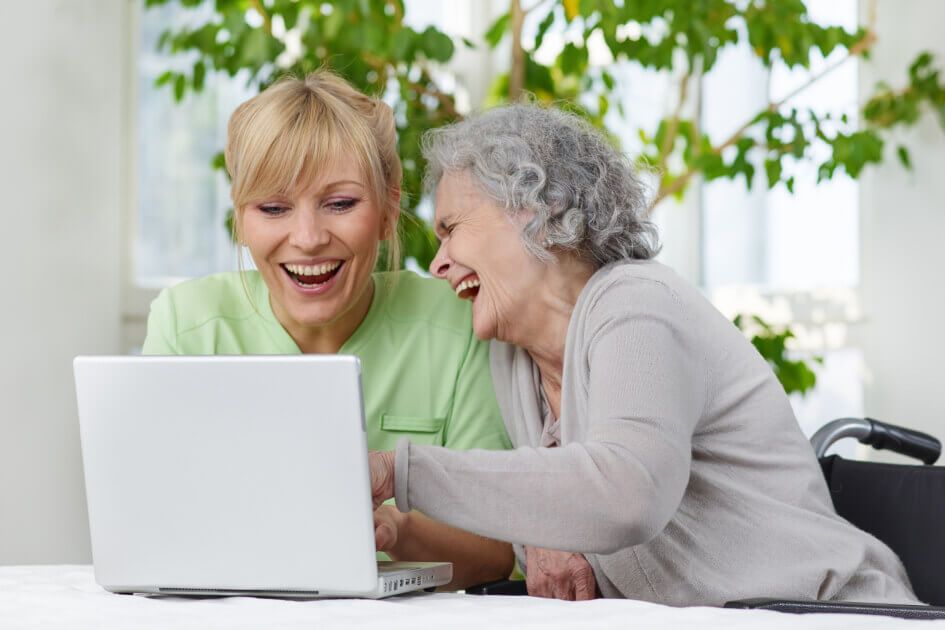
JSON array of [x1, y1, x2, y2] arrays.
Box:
[[225, 71, 402, 272]]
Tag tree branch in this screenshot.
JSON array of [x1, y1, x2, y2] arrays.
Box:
[[509, 0, 526, 101], [388, 0, 404, 24], [361, 50, 460, 120], [655, 71, 691, 185], [249, 0, 272, 35]]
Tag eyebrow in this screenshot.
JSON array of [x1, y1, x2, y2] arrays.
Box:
[[321, 179, 365, 191]]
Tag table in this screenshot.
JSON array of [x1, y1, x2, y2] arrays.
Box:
[[1, 566, 940, 629]]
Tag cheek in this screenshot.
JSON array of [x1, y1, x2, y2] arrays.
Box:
[[344, 212, 385, 254], [240, 216, 284, 268]]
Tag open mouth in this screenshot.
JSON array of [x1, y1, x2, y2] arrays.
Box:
[[282, 261, 343, 288], [455, 274, 480, 301]]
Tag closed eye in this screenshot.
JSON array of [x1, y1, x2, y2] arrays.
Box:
[[258, 204, 289, 216], [326, 198, 359, 212]]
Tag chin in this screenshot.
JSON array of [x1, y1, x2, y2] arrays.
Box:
[[470, 314, 496, 342], [288, 303, 344, 328]]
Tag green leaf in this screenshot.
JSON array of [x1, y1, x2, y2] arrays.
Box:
[[601, 70, 615, 91], [559, 42, 588, 76], [392, 26, 417, 61], [534, 8, 556, 51], [173, 73, 186, 101], [897, 145, 912, 169], [421, 26, 454, 62], [237, 28, 282, 69], [322, 7, 345, 39], [485, 12, 510, 49], [764, 158, 782, 189], [154, 70, 174, 87], [211, 150, 227, 172], [192, 60, 206, 92]]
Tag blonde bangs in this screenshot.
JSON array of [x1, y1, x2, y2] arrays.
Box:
[[229, 88, 377, 211]]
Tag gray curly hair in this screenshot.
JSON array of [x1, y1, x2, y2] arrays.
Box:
[[421, 104, 660, 266]]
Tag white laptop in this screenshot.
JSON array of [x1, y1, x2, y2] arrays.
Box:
[[73, 355, 451, 598]]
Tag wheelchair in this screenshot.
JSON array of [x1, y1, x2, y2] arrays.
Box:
[[467, 417, 945, 620]]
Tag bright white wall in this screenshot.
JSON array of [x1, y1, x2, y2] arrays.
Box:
[[0, 1, 125, 563], [859, 0, 945, 457]]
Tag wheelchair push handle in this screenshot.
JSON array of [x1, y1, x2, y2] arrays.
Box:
[[811, 417, 941, 465]]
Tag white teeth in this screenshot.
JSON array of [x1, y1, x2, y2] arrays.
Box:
[[455, 277, 481, 296], [284, 261, 341, 276]]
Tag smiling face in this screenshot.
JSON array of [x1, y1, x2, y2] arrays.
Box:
[[239, 154, 394, 350], [429, 170, 547, 342]]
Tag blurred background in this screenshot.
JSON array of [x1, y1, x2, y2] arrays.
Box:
[[0, 0, 942, 565]]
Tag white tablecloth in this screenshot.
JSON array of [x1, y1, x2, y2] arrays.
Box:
[[1, 565, 940, 629]]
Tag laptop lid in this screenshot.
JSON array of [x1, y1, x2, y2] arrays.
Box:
[[74, 355, 378, 596]]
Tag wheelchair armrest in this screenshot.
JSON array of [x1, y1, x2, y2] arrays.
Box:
[[725, 598, 945, 620], [465, 578, 528, 595]]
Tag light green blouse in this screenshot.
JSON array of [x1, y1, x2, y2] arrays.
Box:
[[142, 270, 512, 454]]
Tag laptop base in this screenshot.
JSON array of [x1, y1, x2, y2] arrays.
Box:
[[110, 561, 452, 600]]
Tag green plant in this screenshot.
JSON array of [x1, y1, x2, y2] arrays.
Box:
[[146, 0, 945, 396], [488, 0, 945, 205], [733, 314, 822, 396]]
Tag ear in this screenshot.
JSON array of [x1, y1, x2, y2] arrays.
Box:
[[380, 186, 402, 241]]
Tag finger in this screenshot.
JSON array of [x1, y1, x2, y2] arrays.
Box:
[[373, 517, 396, 551], [525, 556, 552, 598], [572, 563, 597, 601], [525, 555, 542, 597], [530, 576, 553, 598], [368, 451, 395, 506], [552, 572, 575, 601], [550, 580, 574, 601]]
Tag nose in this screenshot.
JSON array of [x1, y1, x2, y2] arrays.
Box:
[[429, 241, 452, 279], [288, 208, 330, 251]]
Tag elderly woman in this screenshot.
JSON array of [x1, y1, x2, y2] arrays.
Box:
[[141, 72, 514, 589], [369, 104, 918, 605]]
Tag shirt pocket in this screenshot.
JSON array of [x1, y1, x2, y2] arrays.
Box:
[[378, 414, 446, 447]]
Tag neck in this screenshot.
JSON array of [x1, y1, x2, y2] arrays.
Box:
[[275, 278, 376, 355], [507, 257, 595, 383]]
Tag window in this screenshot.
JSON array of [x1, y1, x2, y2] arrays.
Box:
[[701, 0, 862, 450], [135, 3, 253, 288]]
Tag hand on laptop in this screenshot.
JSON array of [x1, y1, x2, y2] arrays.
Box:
[[369, 450, 396, 508], [373, 504, 407, 552], [524, 546, 597, 601]]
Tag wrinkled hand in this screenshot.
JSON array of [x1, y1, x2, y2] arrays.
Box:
[[373, 504, 407, 553], [369, 450, 396, 508], [525, 546, 597, 601]]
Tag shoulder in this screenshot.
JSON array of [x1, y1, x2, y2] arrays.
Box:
[[578, 260, 691, 323], [149, 271, 261, 335], [375, 270, 473, 335]]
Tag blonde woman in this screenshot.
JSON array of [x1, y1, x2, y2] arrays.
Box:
[[142, 72, 513, 589]]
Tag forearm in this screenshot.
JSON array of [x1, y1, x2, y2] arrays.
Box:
[[387, 510, 514, 590], [394, 438, 688, 554]]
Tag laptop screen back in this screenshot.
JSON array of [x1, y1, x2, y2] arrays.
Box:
[[74, 355, 377, 595]]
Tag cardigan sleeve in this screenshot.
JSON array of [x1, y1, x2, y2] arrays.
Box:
[[394, 278, 706, 554]]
